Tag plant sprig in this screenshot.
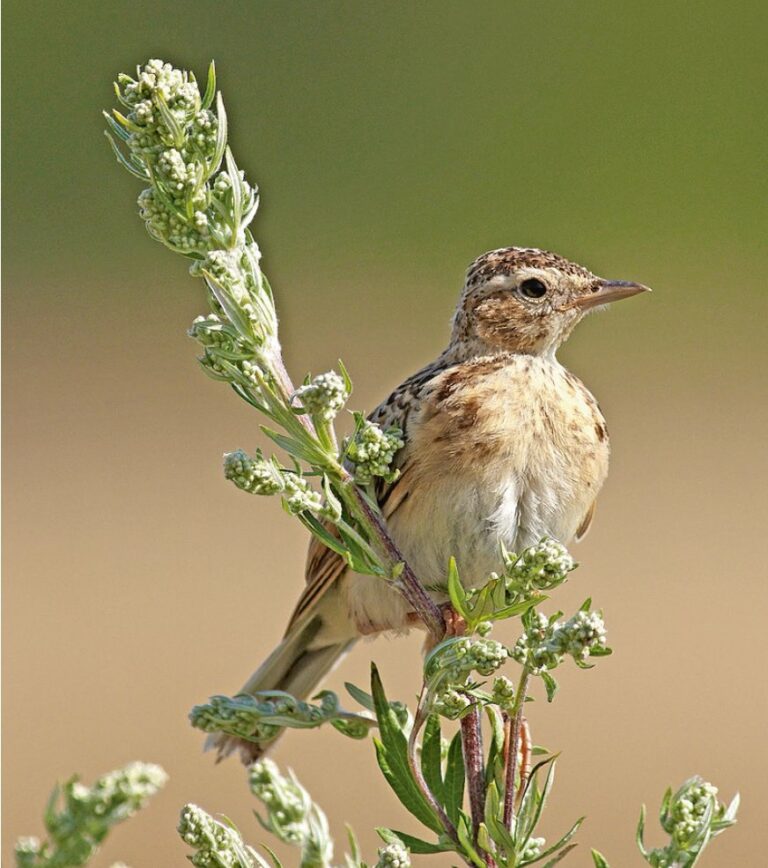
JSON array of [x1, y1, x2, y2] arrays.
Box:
[[95, 58, 742, 868]]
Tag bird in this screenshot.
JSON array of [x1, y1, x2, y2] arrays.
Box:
[[211, 246, 650, 762]]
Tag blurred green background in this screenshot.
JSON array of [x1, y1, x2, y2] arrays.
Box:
[[4, 1, 767, 865]]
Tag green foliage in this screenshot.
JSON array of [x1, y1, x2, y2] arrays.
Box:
[[636, 777, 739, 868], [14, 762, 166, 868], [189, 689, 381, 744], [93, 57, 744, 868]]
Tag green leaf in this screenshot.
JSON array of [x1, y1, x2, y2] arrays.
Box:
[[155, 91, 184, 146], [541, 671, 559, 703], [104, 132, 148, 180], [591, 849, 611, 868], [421, 715, 446, 807], [225, 146, 242, 227], [447, 558, 469, 620], [520, 759, 557, 844], [346, 824, 362, 866], [261, 426, 325, 465], [386, 830, 452, 855], [538, 843, 578, 866], [444, 731, 465, 825], [524, 818, 583, 865], [338, 358, 354, 396], [491, 596, 544, 621], [370, 665, 442, 834], [456, 812, 486, 868], [345, 682, 374, 712], [636, 805, 649, 859], [201, 60, 217, 110], [210, 91, 228, 175], [298, 514, 350, 559]]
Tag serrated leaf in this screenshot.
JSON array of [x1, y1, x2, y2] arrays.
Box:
[[371, 666, 442, 834]]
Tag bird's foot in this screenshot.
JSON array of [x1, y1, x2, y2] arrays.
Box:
[[440, 602, 467, 637]]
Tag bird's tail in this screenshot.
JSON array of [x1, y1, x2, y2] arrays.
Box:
[[206, 592, 357, 764]]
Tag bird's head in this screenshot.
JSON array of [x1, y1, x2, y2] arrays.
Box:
[[451, 247, 650, 356]]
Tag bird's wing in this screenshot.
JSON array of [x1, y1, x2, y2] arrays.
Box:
[[285, 361, 444, 633], [575, 499, 597, 541]]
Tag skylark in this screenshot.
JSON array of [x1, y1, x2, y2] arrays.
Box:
[[213, 246, 649, 761]]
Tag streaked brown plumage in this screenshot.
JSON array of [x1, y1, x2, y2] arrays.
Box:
[[210, 246, 650, 762]]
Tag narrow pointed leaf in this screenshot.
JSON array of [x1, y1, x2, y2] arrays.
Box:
[[447, 557, 468, 620], [202, 60, 217, 110], [444, 731, 465, 825], [371, 666, 442, 833], [421, 714, 446, 807]]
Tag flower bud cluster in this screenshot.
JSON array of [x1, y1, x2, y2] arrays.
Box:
[[223, 450, 333, 517], [664, 778, 720, 847], [250, 760, 311, 846], [503, 538, 576, 594], [283, 474, 325, 515], [14, 837, 43, 868], [250, 760, 333, 864], [520, 837, 546, 860], [111, 59, 258, 257], [346, 421, 405, 485], [491, 675, 516, 712], [121, 60, 203, 154], [178, 803, 262, 868], [190, 694, 282, 742], [17, 763, 167, 867], [426, 637, 509, 716], [189, 690, 376, 745], [376, 838, 411, 867], [433, 687, 473, 720], [224, 450, 284, 496], [292, 371, 349, 422], [512, 608, 608, 673]]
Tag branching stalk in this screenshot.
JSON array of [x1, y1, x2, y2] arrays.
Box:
[[503, 666, 531, 829]]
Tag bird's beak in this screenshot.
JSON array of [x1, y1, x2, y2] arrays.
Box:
[[573, 279, 652, 311]]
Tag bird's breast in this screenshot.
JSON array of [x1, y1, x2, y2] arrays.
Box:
[[390, 355, 610, 589]]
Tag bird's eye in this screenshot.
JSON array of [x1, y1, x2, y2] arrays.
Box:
[[519, 278, 548, 299]]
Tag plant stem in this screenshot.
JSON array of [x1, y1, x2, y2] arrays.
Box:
[[263, 347, 446, 643], [340, 471, 446, 642], [503, 667, 531, 829], [461, 707, 487, 848]]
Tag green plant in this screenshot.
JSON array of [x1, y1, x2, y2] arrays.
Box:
[[13, 57, 740, 868]]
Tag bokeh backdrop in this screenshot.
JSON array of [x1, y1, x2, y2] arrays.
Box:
[[4, 1, 767, 864]]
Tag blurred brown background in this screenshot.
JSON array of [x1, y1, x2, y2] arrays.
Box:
[[4, 1, 768, 864]]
